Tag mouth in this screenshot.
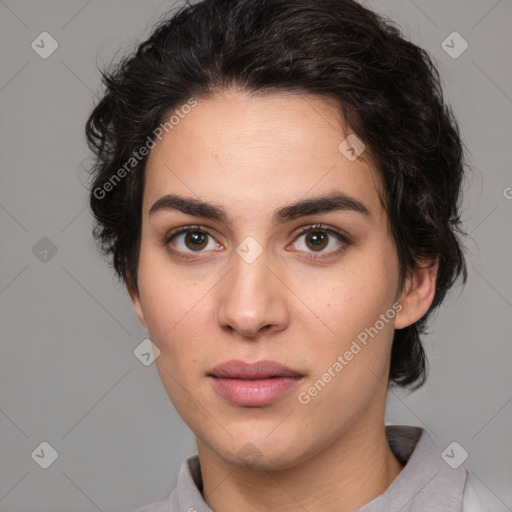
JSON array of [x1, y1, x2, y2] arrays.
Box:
[[207, 359, 305, 406], [208, 359, 305, 379]]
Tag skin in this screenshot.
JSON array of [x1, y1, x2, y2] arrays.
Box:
[[128, 88, 438, 512]]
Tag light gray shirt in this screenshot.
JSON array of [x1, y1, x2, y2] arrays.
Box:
[[129, 425, 497, 512]]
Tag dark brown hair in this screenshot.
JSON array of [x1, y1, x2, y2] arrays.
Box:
[[85, 0, 468, 390]]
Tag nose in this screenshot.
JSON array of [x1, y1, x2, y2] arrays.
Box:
[[216, 249, 290, 339]]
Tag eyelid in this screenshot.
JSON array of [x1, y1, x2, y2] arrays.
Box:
[[292, 223, 351, 243]]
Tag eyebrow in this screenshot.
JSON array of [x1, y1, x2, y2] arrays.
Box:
[[148, 191, 371, 226]]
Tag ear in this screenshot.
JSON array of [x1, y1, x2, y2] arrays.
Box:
[[127, 280, 147, 328], [394, 258, 439, 329]]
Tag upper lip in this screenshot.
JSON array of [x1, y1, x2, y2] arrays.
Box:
[[208, 359, 304, 379]]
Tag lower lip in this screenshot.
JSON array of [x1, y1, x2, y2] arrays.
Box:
[[209, 376, 303, 406]]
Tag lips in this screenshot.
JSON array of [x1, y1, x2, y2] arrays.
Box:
[[207, 359, 305, 406], [208, 359, 304, 379]]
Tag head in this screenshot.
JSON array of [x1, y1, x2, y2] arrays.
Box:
[[86, 0, 467, 469]]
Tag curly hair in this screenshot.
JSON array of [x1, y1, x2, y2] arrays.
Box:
[[85, 0, 468, 390]]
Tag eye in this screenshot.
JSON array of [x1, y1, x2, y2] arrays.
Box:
[[163, 225, 221, 258], [163, 223, 351, 261], [290, 224, 350, 259]]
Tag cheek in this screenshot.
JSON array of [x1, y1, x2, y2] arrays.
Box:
[[143, 280, 209, 411], [296, 275, 397, 423], [313, 255, 398, 342], [300, 247, 399, 401], [136, 245, 209, 343], [142, 289, 211, 359]]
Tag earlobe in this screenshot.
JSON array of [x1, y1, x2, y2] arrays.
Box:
[[394, 258, 439, 330], [127, 281, 147, 328]]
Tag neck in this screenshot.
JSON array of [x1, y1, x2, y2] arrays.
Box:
[[196, 413, 404, 512]]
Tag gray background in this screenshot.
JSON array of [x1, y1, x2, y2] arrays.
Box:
[[1, 0, 511, 511]]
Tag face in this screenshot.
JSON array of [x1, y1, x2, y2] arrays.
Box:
[[129, 88, 435, 470]]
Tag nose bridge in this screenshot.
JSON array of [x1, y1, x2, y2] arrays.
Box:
[[216, 244, 288, 337]]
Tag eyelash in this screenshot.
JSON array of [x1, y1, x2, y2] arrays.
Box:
[[162, 224, 351, 261]]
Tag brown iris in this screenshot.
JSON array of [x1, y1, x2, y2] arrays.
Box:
[[185, 231, 208, 251], [305, 229, 328, 251]]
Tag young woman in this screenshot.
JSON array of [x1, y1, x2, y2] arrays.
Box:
[[86, 0, 495, 510]]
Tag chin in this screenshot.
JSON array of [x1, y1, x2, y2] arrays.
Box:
[[209, 432, 313, 472], [229, 447, 302, 471]]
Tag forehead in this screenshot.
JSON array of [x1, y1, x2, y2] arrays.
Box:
[[143, 89, 384, 222]]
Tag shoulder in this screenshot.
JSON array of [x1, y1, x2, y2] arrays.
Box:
[[462, 471, 508, 512]]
